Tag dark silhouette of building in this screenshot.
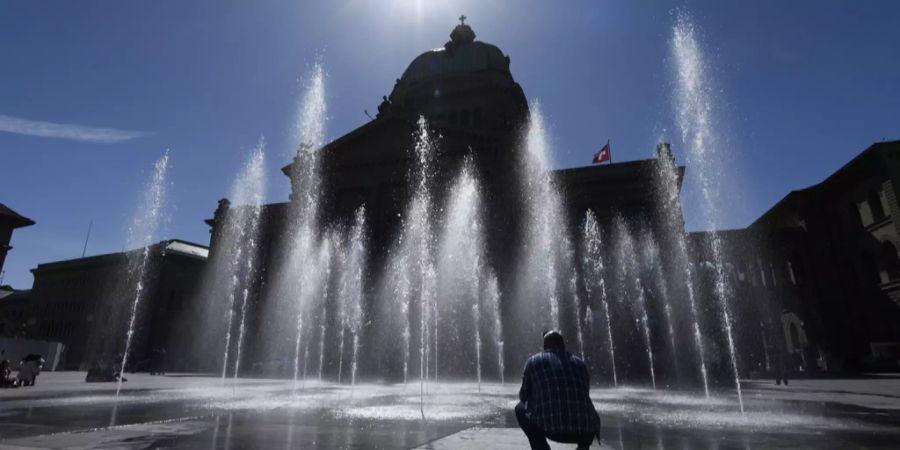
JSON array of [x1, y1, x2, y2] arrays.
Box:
[[693, 140, 900, 374], [0, 203, 34, 283], [0, 287, 29, 337], [0, 240, 208, 370]]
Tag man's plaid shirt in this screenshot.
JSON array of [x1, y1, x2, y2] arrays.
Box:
[[519, 349, 597, 434]]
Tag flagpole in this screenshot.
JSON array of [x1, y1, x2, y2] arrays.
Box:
[[607, 139, 611, 164], [81, 219, 93, 258]]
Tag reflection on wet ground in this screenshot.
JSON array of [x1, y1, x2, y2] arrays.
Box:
[[1, 373, 898, 449]]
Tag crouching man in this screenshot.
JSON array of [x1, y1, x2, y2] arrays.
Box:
[[516, 330, 600, 450]]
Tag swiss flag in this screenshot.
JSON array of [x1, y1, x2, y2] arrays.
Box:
[[592, 142, 611, 164]]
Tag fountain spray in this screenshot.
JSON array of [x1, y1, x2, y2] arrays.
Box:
[[569, 266, 586, 358], [437, 156, 494, 387], [484, 273, 505, 384], [642, 230, 680, 380], [613, 215, 656, 389], [581, 210, 617, 386], [117, 151, 169, 397], [282, 61, 327, 392], [518, 102, 567, 335], [317, 235, 335, 381], [654, 144, 710, 395], [672, 10, 743, 412], [337, 207, 367, 386], [344, 207, 367, 387], [230, 144, 267, 383]]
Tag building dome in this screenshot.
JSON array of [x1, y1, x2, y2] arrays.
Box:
[[400, 40, 510, 83], [379, 18, 527, 134]]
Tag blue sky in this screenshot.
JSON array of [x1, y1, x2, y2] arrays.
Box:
[[1, 0, 898, 288]]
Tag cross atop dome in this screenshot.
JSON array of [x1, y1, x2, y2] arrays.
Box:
[[397, 14, 515, 83], [449, 15, 475, 45]]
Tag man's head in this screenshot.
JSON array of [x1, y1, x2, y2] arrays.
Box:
[[542, 330, 565, 351]]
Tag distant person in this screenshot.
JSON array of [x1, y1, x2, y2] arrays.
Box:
[[85, 354, 127, 383], [17, 354, 44, 386], [149, 347, 167, 375], [774, 346, 789, 386], [793, 349, 805, 372], [517, 330, 600, 450], [86, 356, 115, 382], [0, 359, 18, 388]]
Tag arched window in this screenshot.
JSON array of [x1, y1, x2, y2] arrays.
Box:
[[880, 241, 900, 281], [868, 190, 886, 221]]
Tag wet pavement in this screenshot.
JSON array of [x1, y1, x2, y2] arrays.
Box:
[[1, 373, 899, 449]]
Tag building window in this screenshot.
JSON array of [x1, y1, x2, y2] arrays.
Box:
[[879, 241, 900, 282], [868, 190, 886, 222]]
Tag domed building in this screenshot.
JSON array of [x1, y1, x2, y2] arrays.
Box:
[[384, 20, 528, 133], [275, 20, 535, 272], [206, 19, 687, 378]]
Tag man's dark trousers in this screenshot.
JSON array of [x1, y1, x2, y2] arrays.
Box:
[[515, 401, 595, 450]]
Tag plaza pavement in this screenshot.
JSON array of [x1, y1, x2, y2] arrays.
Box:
[[1, 372, 898, 449]]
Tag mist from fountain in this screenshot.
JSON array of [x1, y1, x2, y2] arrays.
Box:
[[292, 311, 305, 390], [334, 211, 366, 383], [259, 62, 328, 392], [436, 156, 490, 387], [483, 272, 504, 384], [339, 207, 367, 386], [653, 144, 710, 396], [568, 254, 585, 358], [208, 144, 268, 383], [317, 311, 327, 381], [612, 215, 656, 389], [336, 280, 346, 384], [316, 233, 336, 381], [116, 152, 170, 397], [302, 342, 309, 387], [581, 210, 617, 386], [473, 303, 482, 390], [227, 143, 267, 383], [672, 10, 744, 412], [414, 117, 438, 398], [515, 101, 570, 344], [385, 248, 413, 384], [381, 117, 438, 398], [640, 228, 679, 380]]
